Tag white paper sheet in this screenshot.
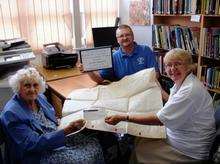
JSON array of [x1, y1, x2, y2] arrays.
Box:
[[61, 68, 165, 138], [80, 47, 112, 71]]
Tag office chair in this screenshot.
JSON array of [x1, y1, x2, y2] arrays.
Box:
[[209, 105, 220, 163], [114, 17, 120, 27]]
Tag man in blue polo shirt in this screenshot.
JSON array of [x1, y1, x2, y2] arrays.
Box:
[[77, 24, 160, 163], [80, 24, 159, 84]]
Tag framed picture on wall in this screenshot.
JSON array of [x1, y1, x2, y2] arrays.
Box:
[[129, 0, 151, 26]]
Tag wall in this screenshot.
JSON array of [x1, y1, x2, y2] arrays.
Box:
[[119, 0, 152, 47]]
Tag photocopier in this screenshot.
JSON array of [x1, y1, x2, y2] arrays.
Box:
[[0, 38, 35, 109], [0, 38, 35, 66]]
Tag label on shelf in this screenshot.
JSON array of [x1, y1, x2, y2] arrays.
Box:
[[190, 15, 201, 22]]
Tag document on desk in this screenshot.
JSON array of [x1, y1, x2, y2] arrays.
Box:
[[61, 68, 166, 138], [79, 46, 112, 71]]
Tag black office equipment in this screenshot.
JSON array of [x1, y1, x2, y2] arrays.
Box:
[[0, 38, 35, 66], [42, 42, 78, 69], [2, 38, 26, 50], [92, 26, 119, 48]]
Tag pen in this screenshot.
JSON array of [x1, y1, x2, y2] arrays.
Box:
[[83, 109, 99, 112]]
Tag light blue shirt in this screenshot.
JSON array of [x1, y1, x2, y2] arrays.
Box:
[[99, 43, 159, 81]]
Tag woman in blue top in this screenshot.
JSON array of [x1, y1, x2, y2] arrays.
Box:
[[0, 67, 104, 164], [79, 24, 159, 84]]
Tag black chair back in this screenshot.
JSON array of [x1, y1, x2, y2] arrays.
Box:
[[209, 107, 220, 163]]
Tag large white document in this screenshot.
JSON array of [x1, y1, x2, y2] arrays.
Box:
[[79, 46, 112, 71], [60, 68, 166, 138]]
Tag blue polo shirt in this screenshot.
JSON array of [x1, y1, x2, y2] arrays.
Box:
[[99, 43, 159, 81]]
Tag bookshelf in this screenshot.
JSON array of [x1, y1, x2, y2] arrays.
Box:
[[198, 15, 220, 94], [152, 0, 220, 94]]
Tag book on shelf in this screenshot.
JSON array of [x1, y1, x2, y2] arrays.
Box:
[[205, 0, 220, 14], [153, 0, 220, 94], [203, 67, 220, 89], [152, 0, 201, 15], [155, 53, 165, 75], [152, 25, 199, 55], [201, 28, 220, 59]]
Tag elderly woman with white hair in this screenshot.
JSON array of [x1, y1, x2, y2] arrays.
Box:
[[0, 67, 104, 164], [105, 48, 216, 163]]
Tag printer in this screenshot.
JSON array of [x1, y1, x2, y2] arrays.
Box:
[[0, 38, 35, 66], [41, 42, 78, 69]]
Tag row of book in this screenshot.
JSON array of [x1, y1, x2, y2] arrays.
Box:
[[203, 67, 220, 89], [152, 0, 201, 15], [152, 25, 199, 55], [155, 54, 166, 75], [204, 0, 220, 15], [201, 28, 220, 59]]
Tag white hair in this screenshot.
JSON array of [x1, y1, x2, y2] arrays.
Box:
[[164, 48, 194, 71], [9, 67, 46, 93]]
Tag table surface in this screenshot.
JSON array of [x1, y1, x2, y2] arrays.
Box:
[[47, 74, 97, 99], [34, 64, 81, 82], [31, 54, 81, 82]]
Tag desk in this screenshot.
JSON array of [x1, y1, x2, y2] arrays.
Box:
[[34, 64, 81, 82], [47, 74, 97, 117], [31, 54, 81, 82]]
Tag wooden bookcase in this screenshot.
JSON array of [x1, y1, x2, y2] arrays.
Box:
[[152, 0, 220, 94]]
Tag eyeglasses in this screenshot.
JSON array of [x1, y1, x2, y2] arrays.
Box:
[[116, 33, 132, 38], [165, 61, 184, 69]]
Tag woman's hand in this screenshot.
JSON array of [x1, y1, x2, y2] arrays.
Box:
[[63, 119, 86, 136], [105, 115, 126, 125]]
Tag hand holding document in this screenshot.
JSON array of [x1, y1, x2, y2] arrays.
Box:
[[79, 46, 112, 72], [58, 118, 87, 136], [84, 107, 106, 121]]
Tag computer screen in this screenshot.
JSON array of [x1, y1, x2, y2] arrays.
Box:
[[92, 26, 119, 48]]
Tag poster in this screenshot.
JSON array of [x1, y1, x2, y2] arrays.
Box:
[[129, 0, 151, 25]]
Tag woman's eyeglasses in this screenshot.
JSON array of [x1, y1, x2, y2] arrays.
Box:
[[165, 61, 184, 69]]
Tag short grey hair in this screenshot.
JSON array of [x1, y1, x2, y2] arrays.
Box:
[[164, 48, 194, 71], [116, 24, 134, 37], [9, 67, 46, 93]]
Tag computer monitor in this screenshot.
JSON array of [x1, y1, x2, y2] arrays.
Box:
[[92, 26, 119, 48]]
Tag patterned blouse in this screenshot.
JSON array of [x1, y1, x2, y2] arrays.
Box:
[[32, 108, 104, 164]]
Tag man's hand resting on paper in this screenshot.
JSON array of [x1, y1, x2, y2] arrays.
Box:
[[105, 115, 127, 125], [63, 119, 86, 136]]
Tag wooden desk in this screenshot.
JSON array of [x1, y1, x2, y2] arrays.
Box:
[[34, 64, 81, 82], [31, 54, 81, 82], [47, 74, 97, 117]]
